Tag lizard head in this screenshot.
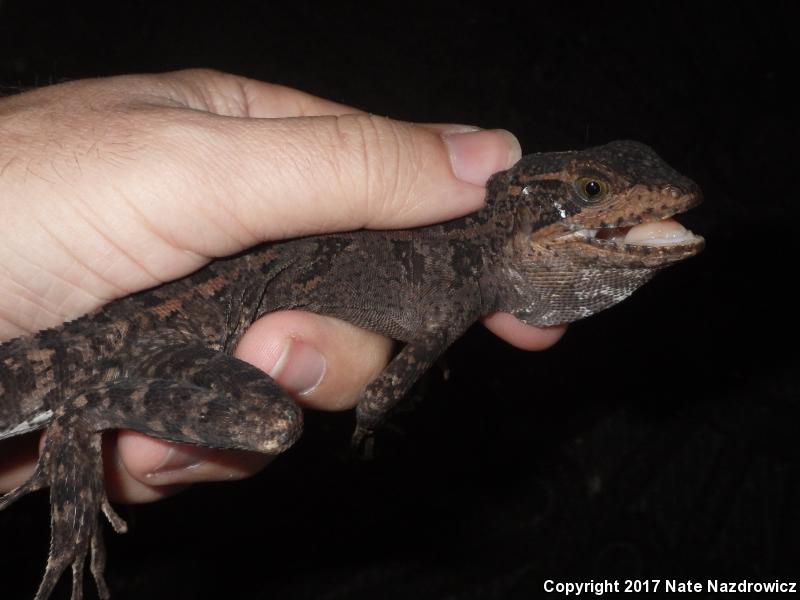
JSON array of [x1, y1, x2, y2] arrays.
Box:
[[487, 140, 704, 326]]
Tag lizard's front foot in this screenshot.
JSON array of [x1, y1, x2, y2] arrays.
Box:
[[0, 409, 125, 600]]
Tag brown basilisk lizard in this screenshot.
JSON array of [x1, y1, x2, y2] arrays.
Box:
[[0, 140, 703, 599]]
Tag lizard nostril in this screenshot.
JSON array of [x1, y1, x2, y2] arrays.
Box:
[[663, 176, 702, 202]]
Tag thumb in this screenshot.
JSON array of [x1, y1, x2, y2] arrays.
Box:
[[132, 112, 522, 255], [0, 76, 520, 332]]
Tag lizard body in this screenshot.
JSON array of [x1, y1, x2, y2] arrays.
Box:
[[0, 140, 703, 599]]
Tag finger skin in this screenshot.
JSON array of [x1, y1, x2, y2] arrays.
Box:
[[482, 314, 567, 350], [234, 311, 394, 411]]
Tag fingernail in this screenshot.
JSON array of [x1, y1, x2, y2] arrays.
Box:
[[443, 129, 522, 186], [269, 338, 327, 396], [149, 445, 212, 477]]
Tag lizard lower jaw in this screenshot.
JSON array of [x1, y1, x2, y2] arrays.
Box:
[[574, 218, 704, 251]]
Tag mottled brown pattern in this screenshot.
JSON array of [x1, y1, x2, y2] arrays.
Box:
[[150, 297, 183, 319], [193, 274, 230, 297], [0, 141, 703, 599]]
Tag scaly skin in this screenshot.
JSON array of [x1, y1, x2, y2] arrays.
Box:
[[0, 140, 703, 599]]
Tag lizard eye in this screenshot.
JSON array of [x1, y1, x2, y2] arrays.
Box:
[[575, 177, 609, 203]]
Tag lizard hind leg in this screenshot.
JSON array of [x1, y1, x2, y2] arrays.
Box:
[[0, 408, 123, 600], [2, 348, 303, 600]]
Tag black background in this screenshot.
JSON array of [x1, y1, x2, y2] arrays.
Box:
[[0, 2, 797, 598]]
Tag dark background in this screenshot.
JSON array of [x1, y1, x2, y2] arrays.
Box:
[[1, 2, 797, 598]]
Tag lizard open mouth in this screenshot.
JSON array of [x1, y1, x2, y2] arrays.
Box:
[[574, 218, 703, 249]]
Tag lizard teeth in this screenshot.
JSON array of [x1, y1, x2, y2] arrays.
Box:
[[623, 219, 699, 246]]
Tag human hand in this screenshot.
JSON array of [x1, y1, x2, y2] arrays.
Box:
[[0, 69, 564, 502]]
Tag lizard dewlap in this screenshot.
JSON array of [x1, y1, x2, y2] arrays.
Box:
[[0, 140, 703, 600]]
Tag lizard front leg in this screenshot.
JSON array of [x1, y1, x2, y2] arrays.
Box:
[[352, 294, 481, 451], [1, 347, 302, 600]]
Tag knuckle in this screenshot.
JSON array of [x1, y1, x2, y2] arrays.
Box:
[[326, 114, 426, 222], [167, 69, 252, 116]]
